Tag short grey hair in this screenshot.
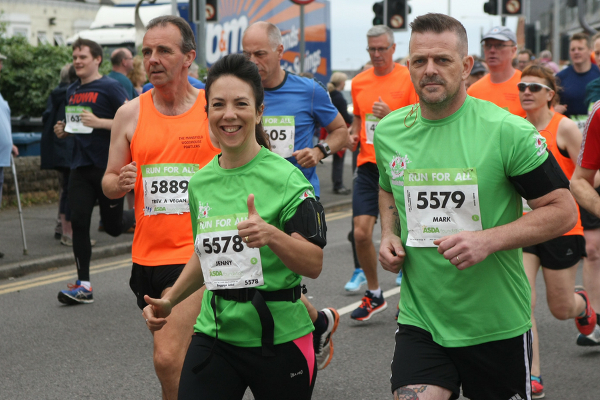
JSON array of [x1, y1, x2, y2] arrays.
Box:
[[189, 62, 199, 74], [59, 63, 72, 84], [146, 15, 196, 54], [367, 25, 394, 45], [245, 22, 282, 51]]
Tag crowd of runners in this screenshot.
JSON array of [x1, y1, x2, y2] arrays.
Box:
[[46, 10, 600, 400]]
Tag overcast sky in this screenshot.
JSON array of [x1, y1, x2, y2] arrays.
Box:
[[329, 0, 520, 70]]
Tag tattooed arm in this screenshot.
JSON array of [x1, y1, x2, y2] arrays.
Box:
[[379, 187, 405, 274]]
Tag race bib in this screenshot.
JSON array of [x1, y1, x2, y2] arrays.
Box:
[[404, 168, 483, 247], [365, 113, 380, 144], [195, 213, 264, 290], [570, 114, 588, 132], [522, 197, 532, 214], [263, 116, 295, 158], [142, 163, 199, 215], [65, 106, 93, 134]]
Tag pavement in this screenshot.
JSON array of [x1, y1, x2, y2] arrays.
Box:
[[0, 152, 355, 279]]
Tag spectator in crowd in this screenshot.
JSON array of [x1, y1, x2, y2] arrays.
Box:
[[41, 63, 77, 245], [0, 51, 18, 258], [127, 55, 146, 95], [188, 61, 200, 79], [538, 49, 560, 73], [108, 47, 137, 100], [326, 72, 352, 195], [468, 26, 526, 117], [466, 60, 487, 90], [517, 49, 535, 71], [555, 33, 600, 127]]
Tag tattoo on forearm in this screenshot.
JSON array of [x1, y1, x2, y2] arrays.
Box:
[[394, 386, 428, 400], [388, 205, 401, 235]]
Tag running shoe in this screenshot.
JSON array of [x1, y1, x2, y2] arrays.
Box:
[[350, 290, 387, 321], [344, 268, 367, 292], [576, 324, 600, 346], [314, 308, 340, 370], [531, 376, 545, 399], [57, 281, 94, 305], [395, 270, 403, 286], [575, 286, 597, 336]]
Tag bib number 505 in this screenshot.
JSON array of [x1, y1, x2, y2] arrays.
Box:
[[416, 191, 465, 209]]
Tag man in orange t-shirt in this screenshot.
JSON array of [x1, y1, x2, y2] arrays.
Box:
[[347, 25, 417, 321], [102, 16, 219, 400], [467, 26, 526, 118]]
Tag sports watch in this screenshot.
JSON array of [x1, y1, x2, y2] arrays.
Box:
[[315, 141, 332, 158]]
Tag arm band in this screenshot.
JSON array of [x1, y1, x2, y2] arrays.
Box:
[[508, 151, 569, 200], [284, 198, 327, 248]]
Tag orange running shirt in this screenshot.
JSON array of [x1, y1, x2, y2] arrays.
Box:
[[538, 112, 583, 236], [130, 91, 220, 266], [351, 64, 417, 167], [467, 70, 527, 118]]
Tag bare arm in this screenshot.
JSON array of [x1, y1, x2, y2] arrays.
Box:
[[292, 113, 349, 168], [378, 187, 405, 273], [557, 117, 583, 164], [81, 109, 114, 131], [102, 100, 139, 199], [435, 188, 577, 270], [142, 252, 205, 330], [571, 165, 600, 218], [237, 195, 323, 279], [349, 115, 361, 151]]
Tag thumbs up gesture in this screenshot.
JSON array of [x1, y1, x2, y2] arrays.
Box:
[[237, 194, 272, 248], [141, 295, 172, 332], [372, 96, 391, 119]]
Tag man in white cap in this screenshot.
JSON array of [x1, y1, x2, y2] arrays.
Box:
[[467, 26, 526, 117], [0, 52, 19, 258]]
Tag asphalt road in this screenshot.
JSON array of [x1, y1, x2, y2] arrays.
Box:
[[1, 209, 600, 399]]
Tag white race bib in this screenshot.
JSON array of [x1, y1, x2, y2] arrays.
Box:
[[570, 114, 588, 132], [195, 213, 264, 290], [365, 113, 380, 144], [404, 168, 483, 247], [65, 106, 93, 134], [263, 116, 295, 158], [141, 163, 199, 215]]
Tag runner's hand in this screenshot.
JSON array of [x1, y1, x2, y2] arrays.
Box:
[[348, 133, 359, 151], [292, 147, 322, 168], [434, 230, 491, 270], [54, 121, 68, 139], [372, 96, 391, 119], [237, 194, 272, 248], [80, 109, 102, 128], [379, 234, 405, 273], [118, 161, 137, 193], [142, 295, 172, 332]]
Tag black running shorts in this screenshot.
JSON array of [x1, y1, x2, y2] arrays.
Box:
[[129, 263, 185, 310], [391, 324, 533, 400], [178, 333, 316, 400], [352, 162, 380, 218], [522, 235, 586, 270]]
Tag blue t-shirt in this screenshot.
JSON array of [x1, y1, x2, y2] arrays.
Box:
[[108, 71, 138, 100], [0, 92, 11, 167], [67, 76, 128, 169], [263, 72, 338, 197], [142, 76, 205, 93], [556, 64, 600, 117]]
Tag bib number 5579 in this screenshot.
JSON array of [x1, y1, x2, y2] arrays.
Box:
[[416, 191, 465, 209]]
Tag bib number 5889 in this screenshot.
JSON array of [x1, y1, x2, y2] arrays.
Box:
[[416, 191, 465, 209], [150, 180, 189, 194]]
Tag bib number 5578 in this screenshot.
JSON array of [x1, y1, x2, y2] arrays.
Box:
[[416, 191, 465, 209], [202, 235, 244, 254]]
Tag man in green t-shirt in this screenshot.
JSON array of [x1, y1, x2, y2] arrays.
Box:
[[374, 13, 578, 400]]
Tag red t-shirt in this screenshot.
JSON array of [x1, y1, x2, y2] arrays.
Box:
[[578, 101, 600, 170]]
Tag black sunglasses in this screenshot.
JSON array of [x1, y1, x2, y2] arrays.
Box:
[[517, 82, 552, 93]]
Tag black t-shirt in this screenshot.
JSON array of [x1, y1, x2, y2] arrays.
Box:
[[67, 76, 127, 169]]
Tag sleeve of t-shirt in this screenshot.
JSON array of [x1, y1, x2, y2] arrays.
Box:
[[579, 103, 600, 170], [189, 174, 199, 239], [499, 113, 549, 178], [374, 120, 393, 193], [108, 82, 128, 115], [278, 168, 316, 228], [312, 81, 339, 128]]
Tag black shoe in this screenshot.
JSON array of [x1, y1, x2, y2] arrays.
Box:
[[333, 187, 351, 195]]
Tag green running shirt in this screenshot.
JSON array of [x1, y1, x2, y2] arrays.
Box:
[[188, 147, 315, 347], [374, 96, 547, 347]]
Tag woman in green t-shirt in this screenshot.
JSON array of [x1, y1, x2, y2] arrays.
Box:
[[142, 54, 326, 400]]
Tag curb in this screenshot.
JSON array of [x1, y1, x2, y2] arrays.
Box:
[[0, 242, 132, 280], [0, 200, 352, 280]]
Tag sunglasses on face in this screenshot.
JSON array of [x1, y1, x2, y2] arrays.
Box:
[[517, 82, 552, 93]]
